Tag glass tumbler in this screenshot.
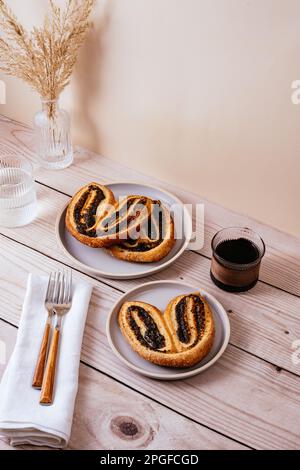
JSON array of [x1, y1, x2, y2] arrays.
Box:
[[0, 154, 37, 227], [210, 227, 266, 292]]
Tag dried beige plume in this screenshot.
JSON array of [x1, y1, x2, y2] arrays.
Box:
[[0, 0, 94, 112]]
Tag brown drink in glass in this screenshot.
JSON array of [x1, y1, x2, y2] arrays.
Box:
[[210, 227, 265, 292]]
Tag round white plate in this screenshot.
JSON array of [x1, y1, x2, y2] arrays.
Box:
[[106, 280, 230, 380], [55, 182, 192, 279]]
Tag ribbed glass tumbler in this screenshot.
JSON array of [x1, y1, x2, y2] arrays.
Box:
[[0, 153, 37, 227]]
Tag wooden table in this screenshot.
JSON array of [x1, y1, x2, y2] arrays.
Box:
[[0, 114, 299, 451]]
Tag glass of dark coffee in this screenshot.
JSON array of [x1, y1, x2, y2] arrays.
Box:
[[210, 227, 265, 292]]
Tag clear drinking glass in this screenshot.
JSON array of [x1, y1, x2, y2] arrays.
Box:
[[34, 98, 73, 170], [0, 154, 37, 227]]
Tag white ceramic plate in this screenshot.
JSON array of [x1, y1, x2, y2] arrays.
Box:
[[55, 182, 192, 279], [106, 280, 230, 380]]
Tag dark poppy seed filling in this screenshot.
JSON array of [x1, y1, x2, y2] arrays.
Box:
[[191, 295, 205, 345], [127, 306, 166, 350], [175, 295, 205, 345], [122, 203, 165, 252], [176, 298, 191, 343], [74, 185, 105, 237], [146, 202, 163, 240], [123, 240, 161, 252]]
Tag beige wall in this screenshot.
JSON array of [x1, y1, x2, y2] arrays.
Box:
[[1, 0, 300, 237]]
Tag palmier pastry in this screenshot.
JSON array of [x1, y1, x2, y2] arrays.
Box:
[[66, 183, 116, 247], [96, 195, 154, 245], [118, 293, 215, 368], [107, 202, 175, 263], [66, 185, 153, 248]]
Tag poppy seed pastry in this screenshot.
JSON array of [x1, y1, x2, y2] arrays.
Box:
[[96, 195, 154, 245], [66, 182, 116, 247], [118, 293, 215, 368], [66, 184, 154, 248], [107, 202, 175, 263]]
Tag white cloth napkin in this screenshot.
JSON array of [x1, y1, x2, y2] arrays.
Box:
[[0, 273, 92, 448]]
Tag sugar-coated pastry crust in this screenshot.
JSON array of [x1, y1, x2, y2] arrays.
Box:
[[66, 182, 116, 248], [66, 183, 154, 248], [118, 293, 215, 368], [107, 203, 175, 263], [97, 194, 154, 244]]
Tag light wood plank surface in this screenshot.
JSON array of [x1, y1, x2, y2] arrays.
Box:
[[0, 439, 16, 450], [0, 184, 299, 376], [0, 235, 299, 449], [0, 115, 299, 297], [0, 321, 243, 450], [0, 114, 300, 450]]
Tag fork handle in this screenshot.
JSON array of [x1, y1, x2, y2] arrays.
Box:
[[40, 328, 60, 405], [32, 320, 51, 389]]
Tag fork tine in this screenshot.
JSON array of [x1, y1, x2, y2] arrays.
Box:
[[62, 270, 67, 305], [45, 272, 53, 302], [50, 273, 55, 301], [64, 270, 68, 303], [63, 270, 71, 304], [59, 271, 65, 305], [53, 271, 60, 303], [49, 272, 55, 301], [68, 270, 72, 303], [57, 271, 62, 305]]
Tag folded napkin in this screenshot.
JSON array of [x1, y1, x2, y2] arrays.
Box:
[[0, 273, 92, 448]]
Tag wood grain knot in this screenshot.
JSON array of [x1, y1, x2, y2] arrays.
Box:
[[119, 421, 139, 437], [110, 416, 147, 441]]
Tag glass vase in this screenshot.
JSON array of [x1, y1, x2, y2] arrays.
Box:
[[34, 98, 73, 170]]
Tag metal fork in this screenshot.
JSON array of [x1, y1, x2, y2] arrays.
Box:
[[40, 270, 72, 406], [32, 272, 59, 389]]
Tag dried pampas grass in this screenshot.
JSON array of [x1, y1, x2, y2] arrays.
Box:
[[0, 0, 94, 115]]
